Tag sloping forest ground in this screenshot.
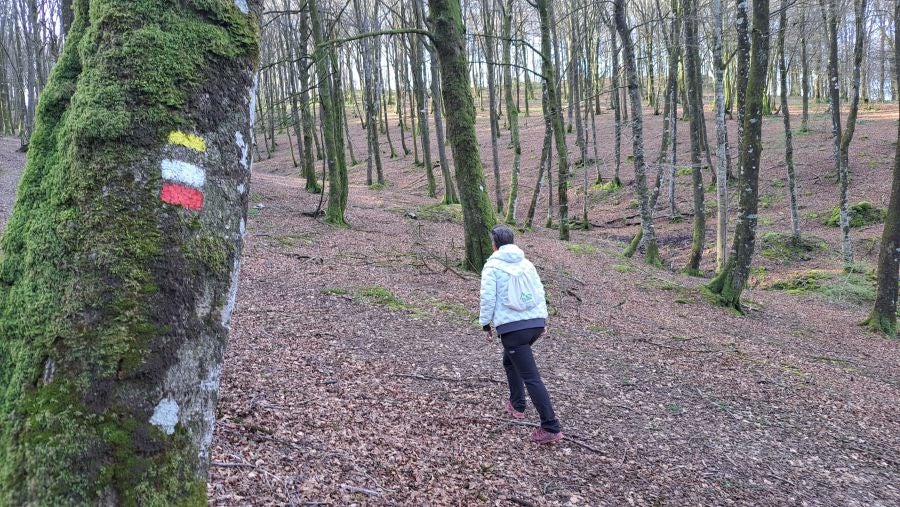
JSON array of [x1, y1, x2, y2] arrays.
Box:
[[1, 99, 898, 505]]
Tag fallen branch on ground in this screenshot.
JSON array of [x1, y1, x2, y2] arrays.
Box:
[[634, 337, 719, 354], [392, 373, 505, 384]]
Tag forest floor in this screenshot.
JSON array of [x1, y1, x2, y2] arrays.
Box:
[[1, 99, 899, 505]]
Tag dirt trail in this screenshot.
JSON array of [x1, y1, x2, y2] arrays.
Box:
[[209, 163, 899, 505]]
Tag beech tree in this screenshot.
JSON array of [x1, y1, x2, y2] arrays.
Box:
[[706, 0, 771, 310], [615, 0, 661, 266], [864, 0, 899, 336], [428, 0, 496, 270], [821, 0, 867, 266], [0, 0, 260, 503]]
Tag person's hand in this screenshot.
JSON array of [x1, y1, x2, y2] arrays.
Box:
[[484, 328, 493, 342]]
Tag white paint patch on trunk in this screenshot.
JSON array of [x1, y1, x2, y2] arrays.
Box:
[[221, 258, 242, 328], [149, 398, 180, 435], [234, 0, 248, 13], [239, 218, 246, 237], [235, 131, 250, 170], [161, 159, 206, 187], [197, 364, 222, 461], [249, 74, 259, 129]]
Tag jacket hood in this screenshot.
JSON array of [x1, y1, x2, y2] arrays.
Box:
[[490, 244, 526, 264]]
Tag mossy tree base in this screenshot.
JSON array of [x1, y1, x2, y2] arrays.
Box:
[[863, 312, 897, 337]]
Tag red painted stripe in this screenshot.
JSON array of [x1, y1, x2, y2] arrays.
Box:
[[160, 183, 204, 210]]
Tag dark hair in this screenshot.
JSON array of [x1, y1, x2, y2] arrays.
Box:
[[490, 225, 515, 248]]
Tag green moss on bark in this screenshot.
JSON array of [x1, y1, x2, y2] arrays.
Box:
[[0, 0, 258, 503]]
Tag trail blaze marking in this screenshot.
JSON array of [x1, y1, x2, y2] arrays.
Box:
[[161, 183, 204, 210], [168, 130, 207, 152], [160, 131, 207, 210], [161, 159, 206, 187]]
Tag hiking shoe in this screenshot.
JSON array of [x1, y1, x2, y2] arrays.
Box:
[[531, 428, 563, 445], [505, 400, 526, 419]]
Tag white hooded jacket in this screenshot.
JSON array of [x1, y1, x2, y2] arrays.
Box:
[[479, 244, 549, 331]]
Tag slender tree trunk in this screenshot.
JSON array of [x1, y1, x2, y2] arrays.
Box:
[[501, 0, 521, 224], [836, 0, 867, 265], [410, 19, 435, 197], [779, 0, 801, 243], [706, 0, 771, 311], [683, 0, 706, 275], [536, 0, 569, 240], [394, 40, 411, 156], [800, 13, 810, 132], [712, 0, 731, 271], [615, 0, 661, 265], [526, 84, 552, 230], [735, 0, 750, 159], [310, 0, 348, 226], [609, 19, 622, 187], [428, 39, 458, 204], [0, 1, 259, 503], [428, 0, 497, 270], [481, 0, 503, 212], [298, 3, 320, 193]]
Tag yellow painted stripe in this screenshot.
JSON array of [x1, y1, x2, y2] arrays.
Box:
[[168, 131, 206, 152]]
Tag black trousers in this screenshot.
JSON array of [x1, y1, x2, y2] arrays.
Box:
[[500, 327, 561, 433]]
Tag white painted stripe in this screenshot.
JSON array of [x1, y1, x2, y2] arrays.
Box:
[[161, 159, 206, 188]]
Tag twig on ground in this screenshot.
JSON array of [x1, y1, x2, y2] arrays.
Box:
[[340, 484, 380, 496], [767, 471, 796, 487], [211, 462, 255, 468]]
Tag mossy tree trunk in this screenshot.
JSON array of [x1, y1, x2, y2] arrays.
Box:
[[682, 0, 706, 275], [310, 0, 349, 226], [835, 0, 867, 266], [864, 0, 899, 336], [0, 0, 259, 503], [535, 0, 569, 240], [428, 0, 496, 271], [778, 0, 801, 244], [501, 0, 520, 224], [615, 0, 661, 266], [705, 0, 770, 311]]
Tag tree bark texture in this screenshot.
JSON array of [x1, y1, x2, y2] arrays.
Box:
[[0, 0, 260, 503]]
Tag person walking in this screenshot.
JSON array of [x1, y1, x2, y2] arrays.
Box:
[[480, 225, 563, 444]]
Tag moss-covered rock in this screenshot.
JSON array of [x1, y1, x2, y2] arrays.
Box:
[[823, 201, 886, 228], [759, 232, 826, 263]]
